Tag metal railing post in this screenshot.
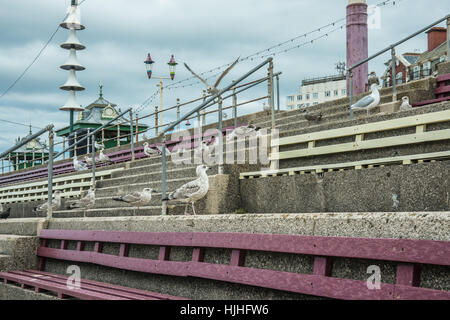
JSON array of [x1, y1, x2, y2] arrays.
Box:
[[47, 128, 54, 219], [218, 97, 224, 174], [62, 137, 66, 160], [74, 132, 78, 157], [202, 90, 207, 125], [129, 110, 135, 161], [276, 74, 280, 113], [268, 60, 275, 129], [116, 124, 120, 147], [91, 134, 96, 189], [391, 46, 397, 102], [161, 136, 167, 215], [232, 85, 237, 129], [135, 112, 139, 143], [155, 106, 159, 136], [87, 128, 91, 153], [1, 159, 3, 174], [176, 99, 181, 132], [349, 71, 354, 120]]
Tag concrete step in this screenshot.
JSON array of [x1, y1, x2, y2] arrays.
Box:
[[0, 254, 14, 272], [0, 219, 46, 236], [53, 205, 188, 218], [0, 235, 34, 255]]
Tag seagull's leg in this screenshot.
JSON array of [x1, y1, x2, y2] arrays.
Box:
[[191, 202, 196, 215], [184, 203, 189, 216]]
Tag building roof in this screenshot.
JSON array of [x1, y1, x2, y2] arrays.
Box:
[[415, 41, 447, 64], [13, 127, 49, 154]]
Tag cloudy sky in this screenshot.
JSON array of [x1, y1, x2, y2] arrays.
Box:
[[0, 0, 448, 153]]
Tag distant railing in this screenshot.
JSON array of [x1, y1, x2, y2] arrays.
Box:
[[347, 14, 450, 119]]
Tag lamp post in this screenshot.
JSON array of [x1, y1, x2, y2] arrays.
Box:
[[144, 53, 178, 135]]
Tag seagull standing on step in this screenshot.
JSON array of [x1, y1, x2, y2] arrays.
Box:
[[163, 165, 210, 216], [0, 203, 11, 219], [184, 57, 240, 97], [33, 191, 62, 213], [94, 141, 104, 150], [112, 188, 157, 209], [67, 188, 96, 217], [98, 149, 112, 163], [304, 112, 323, 122], [399, 96, 412, 111], [350, 83, 381, 116], [227, 122, 262, 141], [73, 155, 89, 171], [143, 142, 160, 157]]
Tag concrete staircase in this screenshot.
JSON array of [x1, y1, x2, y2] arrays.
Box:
[[0, 234, 39, 272]]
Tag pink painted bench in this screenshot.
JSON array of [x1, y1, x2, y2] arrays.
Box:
[[1, 229, 448, 300], [413, 73, 450, 107]]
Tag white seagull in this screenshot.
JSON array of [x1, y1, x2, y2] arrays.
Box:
[[73, 156, 89, 171], [67, 188, 96, 217], [350, 83, 381, 116], [143, 142, 160, 157], [164, 165, 210, 215], [227, 123, 262, 141], [399, 96, 412, 111], [98, 149, 112, 163], [94, 141, 104, 150], [112, 188, 157, 208], [184, 57, 240, 96], [33, 191, 62, 213]]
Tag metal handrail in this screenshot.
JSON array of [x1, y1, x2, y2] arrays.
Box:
[[159, 57, 275, 215], [347, 14, 450, 119]]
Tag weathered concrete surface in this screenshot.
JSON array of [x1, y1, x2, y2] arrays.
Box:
[[0, 235, 39, 272], [0, 218, 48, 236], [241, 161, 450, 213], [438, 61, 450, 75]]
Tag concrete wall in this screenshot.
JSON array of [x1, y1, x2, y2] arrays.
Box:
[[241, 160, 450, 213]]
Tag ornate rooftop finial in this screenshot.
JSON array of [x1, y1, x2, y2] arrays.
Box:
[[99, 83, 103, 99]]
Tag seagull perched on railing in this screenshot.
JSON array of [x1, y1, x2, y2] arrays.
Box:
[[67, 188, 96, 217], [184, 57, 240, 97], [112, 188, 157, 208], [73, 156, 89, 171], [350, 83, 381, 116], [33, 191, 62, 213], [0, 203, 11, 220], [163, 165, 210, 216]]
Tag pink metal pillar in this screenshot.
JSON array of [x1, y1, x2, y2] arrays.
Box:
[[347, 0, 368, 95]]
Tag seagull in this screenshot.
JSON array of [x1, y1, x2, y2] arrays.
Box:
[[163, 165, 210, 215], [184, 57, 240, 97], [368, 71, 380, 87], [112, 188, 157, 208], [155, 144, 172, 155], [0, 204, 11, 219], [399, 96, 412, 112], [98, 149, 112, 163], [67, 188, 96, 217], [227, 122, 262, 141], [143, 142, 160, 157], [350, 83, 381, 116], [83, 155, 99, 166], [304, 112, 323, 122], [94, 142, 104, 150], [73, 156, 89, 171], [33, 191, 62, 213]]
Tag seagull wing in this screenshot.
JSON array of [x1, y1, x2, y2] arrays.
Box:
[[351, 95, 375, 109], [121, 192, 142, 203], [170, 179, 202, 200], [184, 63, 211, 88], [214, 57, 240, 88]]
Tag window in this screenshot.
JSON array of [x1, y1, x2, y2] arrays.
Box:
[[396, 72, 403, 85], [334, 90, 339, 96], [325, 91, 331, 97], [306, 94, 310, 100], [342, 89, 347, 95], [313, 102, 319, 105], [413, 66, 420, 80], [313, 93, 318, 99], [297, 95, 302, 101], [287, 96, 294, 102], [440, 55, 447, 63], [297, 104, 304, 109], [423, 61, 431, 76], [306, 103, 310, 107]]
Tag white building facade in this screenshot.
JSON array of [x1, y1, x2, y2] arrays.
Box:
[[286, 75, 347, 110]]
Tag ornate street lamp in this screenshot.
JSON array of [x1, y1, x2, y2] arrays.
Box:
[[144, 53, 177, 135], [167, 55, 178, 80], [144, 53, 155, 79]]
